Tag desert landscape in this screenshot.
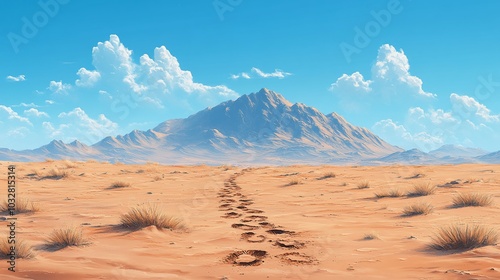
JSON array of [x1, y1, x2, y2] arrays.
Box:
[[0, 160, 498, 279]]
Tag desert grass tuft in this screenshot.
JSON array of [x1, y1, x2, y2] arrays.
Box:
[[62, 160, 77, 168], [452, 193, 493, 208], [286, 179, 301, 186], [0, 238, 35, 259], [407, 183, 436, 197], [374, 188, 403, 198], [430, 224, 498, 251], [363, 233, 379, 240], [0, 198, 39, 214], [46, 227, 90, 249], [318, 172, 336, 180], [108, 181, 131, 189], [120, 203, 185, 230], [357, 181, 370, 189], [402, 202, 433, 216], [43, 168, 69, 179]]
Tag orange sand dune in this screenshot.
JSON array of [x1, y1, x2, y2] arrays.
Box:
[[0, 161, 499, 279]]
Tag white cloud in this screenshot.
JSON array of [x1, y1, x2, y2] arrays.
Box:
[[329, 72, 371, 93], [24, 108, 49, 118], [12, 102, 39, 108], [450, 93, 499, 122], [230, 72, 251, 80], [57, 108, 118, 144], [251, 67, 292, 79], [330, 44, 434, 98], [48, 80, 72, 94], [45, 100, 55, 105], [7, 127, 30, 137], [0, 105, 32, 125], [6, 75, 26, 82], [75, 68, 101, 87]]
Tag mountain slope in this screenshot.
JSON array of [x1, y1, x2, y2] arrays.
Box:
[[0, 88, 402, 164]]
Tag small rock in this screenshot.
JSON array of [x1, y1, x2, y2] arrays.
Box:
[[147, 192, 153, 194]]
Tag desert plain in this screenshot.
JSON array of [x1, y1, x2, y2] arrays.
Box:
[[0, 160, 498, 280]]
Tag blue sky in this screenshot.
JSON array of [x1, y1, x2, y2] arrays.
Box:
[[1, 0, 500, 151]]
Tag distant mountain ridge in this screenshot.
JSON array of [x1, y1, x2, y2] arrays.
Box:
[[0, 88, 499, 165]]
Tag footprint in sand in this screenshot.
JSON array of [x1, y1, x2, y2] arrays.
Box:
[[276, 252, 317, 265], [221, 212, 243, 219], [220, 199, 236, 203], [258, 221, 276, 229], [267, 229, 295, 235], [240, 232, 267, 243], [231, 223, 260, 230], [224, 250, 268, 266], [244, 209, 265, 214], [240, 215, 268, 223], [273, 239, 306, 249]]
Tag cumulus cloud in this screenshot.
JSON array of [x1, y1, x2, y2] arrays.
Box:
[[330, 44, 434, 98], [75, 68, 101, 87], [48, 80, 72, 94], [0, 105, 32, 125], [24, 108, 49, 118], [6, 75, 26, 82], [46, 107, 118, 144], [45, 100, 55, 105], [372, 94, 500, 151], [230, 68, 292, 80]]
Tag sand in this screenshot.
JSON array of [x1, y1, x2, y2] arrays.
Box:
[[0, 160, 499, 279]]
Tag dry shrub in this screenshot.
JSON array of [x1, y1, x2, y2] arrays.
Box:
[[318, 172, 336, 180], [286, 179, 301, 186], [0, 238, 35, 259], [62, 160, 77, 168], [44, 168, 69, 179], [46, 227, 90, 249], [357, 181, 370, 189], [430, 224, 498, 251], [120, 203, 185, 230], [363, 233, 379, 240], [452, 193, 493, 208], [407, 183, 436, 197], [109, 181, 131, 189], [402, 202, 433, 216], [0, 198, 39, 214], [374, 189, 403, 198]]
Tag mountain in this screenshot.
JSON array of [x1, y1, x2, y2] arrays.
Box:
[[478, 150, 500, 164], [429, 145, 488, 159], [0, 88, 402, 164], [375, 148, 440, 164]]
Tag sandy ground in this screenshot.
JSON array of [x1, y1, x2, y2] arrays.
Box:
[[0, 160, 499, 280]]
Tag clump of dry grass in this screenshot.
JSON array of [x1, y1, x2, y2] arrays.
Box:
[[452, 193, 493, 208], [363, 233, 379, 240], [152, 175, 163, 181], [0, 239, 35, 259], [402, 202, 433, 216], [374, 188, 403, 198], [62, 160, 77, 168], [430, 224, 498, 251], [318, 172, 336, 180], [120, 203, 185, 230], [407, 183, 436, 197], [286, 179, 301, 186], [357, 181, 370, 189], [43, 168, 69, 179], [108, 181, 131, 189], [0, 198, 39, 214], [46, 227, 90, 249]]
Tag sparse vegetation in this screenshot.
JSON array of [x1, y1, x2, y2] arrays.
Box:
[[402, 202, 433, 216], [0, 198, 39, 214], [286, 179, 301, 186], [153, 175, 163, 181], [407, 183, 436, 197], [0, 239, 34, 259], [363, 233, 379, 240], [318, 172, 336, 180], [108, 181, 131, 189], [44, 168, 69, 179], [430, 224, 498, 251], [62, 160, 77, 168], [374, 188, 403, 198], [452, 193, 493, 208], [357, 181, 370, 189], [120, 203, 185, 230], [46, 227, 90, 249]]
